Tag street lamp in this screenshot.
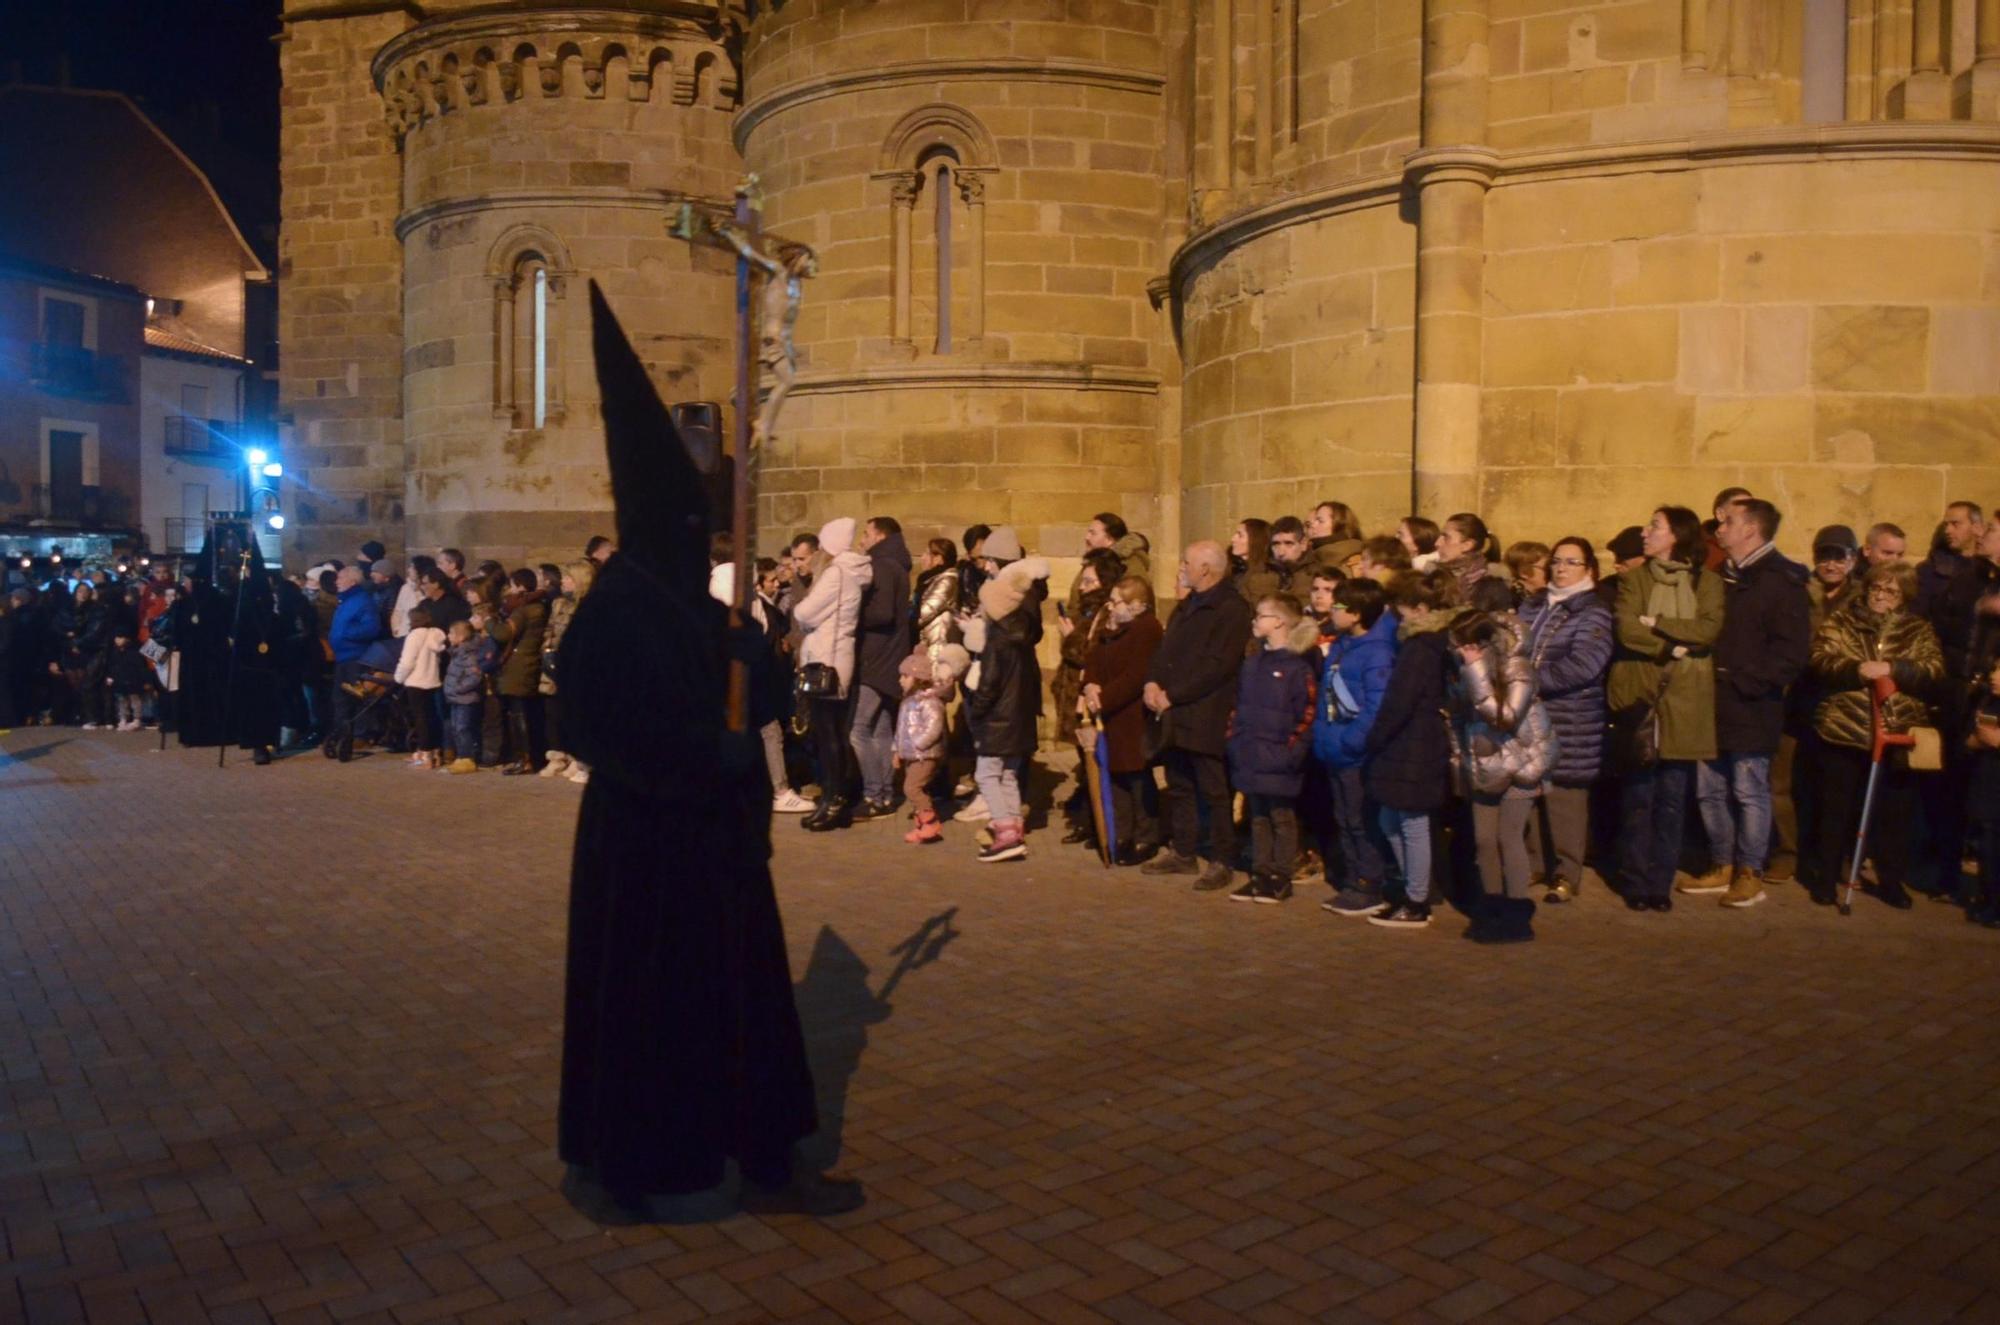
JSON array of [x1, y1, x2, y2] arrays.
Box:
[[245, 447, 269, 468]]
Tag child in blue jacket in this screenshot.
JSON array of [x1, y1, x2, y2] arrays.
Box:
[[1225, 594, 1321, 904], [1311, 578, 1399, 916]]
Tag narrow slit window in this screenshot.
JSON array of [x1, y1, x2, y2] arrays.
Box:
[[934, 160, 953, 354], [533, 265, 548, 428]]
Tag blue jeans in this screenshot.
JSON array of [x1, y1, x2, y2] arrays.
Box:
[[449, 703, 482, 763], [975, 754, 1025, 824], [1619, 759, 1694, 898], [1329, 766, 1387, 890], [1376, 806, 1432, 905], [850, 686, 897, 804], [1697, 752, 1773, 871]]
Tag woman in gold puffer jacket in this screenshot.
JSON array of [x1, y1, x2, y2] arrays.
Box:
[[1807, 560, 1943, 908]]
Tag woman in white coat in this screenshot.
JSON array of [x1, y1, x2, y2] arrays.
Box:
[[791, 516, 872, 830]]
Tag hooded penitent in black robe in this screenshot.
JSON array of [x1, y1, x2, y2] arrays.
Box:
[[176, 523, 282, 753], [556, 283, 817, 1200]]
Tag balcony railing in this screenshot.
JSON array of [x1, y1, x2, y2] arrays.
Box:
[[30, 342, 126, 401], [27, 484, 124, 526], [164, 416, 237, 459]]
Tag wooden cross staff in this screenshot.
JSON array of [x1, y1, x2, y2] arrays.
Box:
[[670, 175, 818, 731]]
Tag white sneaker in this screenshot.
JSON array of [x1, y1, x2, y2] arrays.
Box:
[[567, 766, 590, 784], [121, 720, 140, 732], [772, 789, 814, 813], [82, 723, 101, 730], [539, 752, 572, 778], [953, 777, 977, 797], [954, 794, 991, 822]]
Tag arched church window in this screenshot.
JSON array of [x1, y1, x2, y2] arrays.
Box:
[[924, 149, 959, 354], [487, 227, 572, 429], [875, 104, 993, 355]]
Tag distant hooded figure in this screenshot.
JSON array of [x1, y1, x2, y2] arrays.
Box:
[[555, 283, 858, 1221], [175, 521, 282, 762]]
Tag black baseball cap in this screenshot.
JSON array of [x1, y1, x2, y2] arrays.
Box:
[[1811, 525, 1858, 559]]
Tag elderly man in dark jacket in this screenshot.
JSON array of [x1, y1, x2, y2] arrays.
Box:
[[1696, 497, 1811, 911], [849, 516, 914, 819], [1140, 540, 1254, 891]]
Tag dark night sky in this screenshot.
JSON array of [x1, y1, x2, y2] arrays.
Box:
[[12, 0, 283, 261]]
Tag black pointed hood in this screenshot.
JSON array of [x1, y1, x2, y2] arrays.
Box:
[[589, 280, 713, 593]]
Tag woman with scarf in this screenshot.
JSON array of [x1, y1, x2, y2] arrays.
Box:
[[1518, 537, 1615, 903], [1609, 506, 1724, 911]]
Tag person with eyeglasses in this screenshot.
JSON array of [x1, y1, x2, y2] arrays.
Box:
[[1806, 560, 1943, 909], [1518, 538, 1614, 905]]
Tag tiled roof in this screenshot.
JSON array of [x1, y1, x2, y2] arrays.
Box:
[[144, 325, 249, 365]]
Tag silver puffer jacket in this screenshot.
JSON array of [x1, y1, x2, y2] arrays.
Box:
[[1450, 615, 1558, 798], [913, 564, 961, 660]]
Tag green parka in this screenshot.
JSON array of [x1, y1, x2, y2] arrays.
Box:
[[1607, 559, 1725, 763], [1808, 604, 1942, 752]]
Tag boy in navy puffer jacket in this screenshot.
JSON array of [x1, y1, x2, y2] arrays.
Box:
[[1310, 578, 1400, 916], [442, 619, 485, 772], [1225, 594, 1320, 904]]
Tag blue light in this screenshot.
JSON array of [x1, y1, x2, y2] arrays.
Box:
[[262, 462, 283, 478], [267, 514, 286, 531], [246, 447, 269, 467]]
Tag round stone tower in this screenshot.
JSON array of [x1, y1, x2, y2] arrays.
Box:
[[373, 1, 747, 561], [737, 0, 1177, 557]]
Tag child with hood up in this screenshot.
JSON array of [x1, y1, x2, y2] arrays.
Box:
[[895, 643, 972, 844], [962, 555, 1051, 862]]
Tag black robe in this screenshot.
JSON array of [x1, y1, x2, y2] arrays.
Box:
[[555, 553, 817, 1196], [172, 583, 233, 746]]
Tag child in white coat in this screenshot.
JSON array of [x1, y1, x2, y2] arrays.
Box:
[[394, 602, 447, 768]]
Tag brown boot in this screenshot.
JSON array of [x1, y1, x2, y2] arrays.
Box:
[[1721, 867, 1767, 908], [1677, 864, 1732, 896]]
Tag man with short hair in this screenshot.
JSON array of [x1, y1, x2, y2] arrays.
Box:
[[437, 547, 468, 588], [1690, 497, 1810, 910], [780, 532, 819, 614], [850, 516, 913, 819], [1919, 501, 1983, 621], [1140, 541, 1255, 892], [1702, 488, 1751, 572], [1862, 522, 1907, 569]]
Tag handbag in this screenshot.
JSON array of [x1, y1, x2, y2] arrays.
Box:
[[1610, 666, 1670, 772], [795, 661, 840, 700]]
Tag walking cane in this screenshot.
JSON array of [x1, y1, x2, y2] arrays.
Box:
[[1840, 674, 1915, 917]]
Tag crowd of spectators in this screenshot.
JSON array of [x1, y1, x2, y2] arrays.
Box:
[[5, 491, 1998, 943]]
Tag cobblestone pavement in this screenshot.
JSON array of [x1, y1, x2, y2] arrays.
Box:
[[4, 731, 2000, 1324]]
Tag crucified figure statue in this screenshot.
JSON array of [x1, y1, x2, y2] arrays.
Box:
[[716, 226, 817, 447], [670, 189, 820, 448]]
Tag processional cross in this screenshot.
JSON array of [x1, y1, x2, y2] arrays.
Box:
[[669, 175, 819, 730]]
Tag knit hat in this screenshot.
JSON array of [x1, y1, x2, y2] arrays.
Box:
[[933, 642, 971, 681], [819, 516, 856, 557], [898, 651, 934, 682], [981, 525, 1023, 562], [978, 556, 1050, 619], [360, 540, 386, 562]]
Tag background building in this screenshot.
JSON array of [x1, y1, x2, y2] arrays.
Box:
[[276, 0, 2000, 572], [0, 84, 276, 563]]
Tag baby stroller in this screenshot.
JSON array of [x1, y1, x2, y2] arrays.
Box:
[[324, 637, 414, 762]]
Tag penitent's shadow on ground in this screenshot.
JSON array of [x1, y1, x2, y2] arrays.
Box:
[[792, 908, 958, 1172], [0, 738, 67, 763]]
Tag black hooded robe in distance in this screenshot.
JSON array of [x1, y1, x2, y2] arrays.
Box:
[[172, 583, 234, 746], [555, 552, 818, 1197]]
